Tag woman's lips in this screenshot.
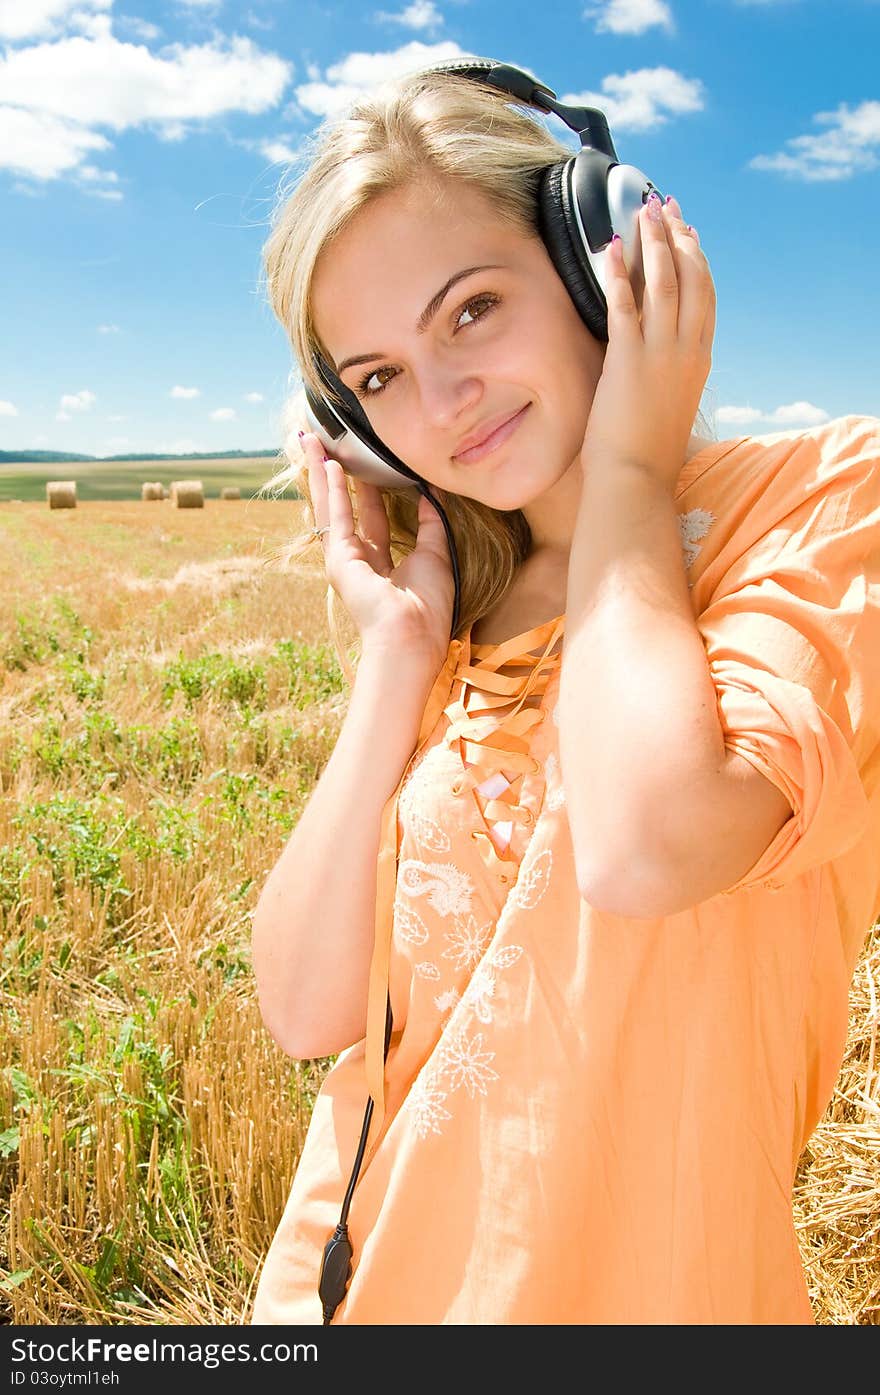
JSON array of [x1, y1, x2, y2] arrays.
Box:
[[453, 404, 530, 463]]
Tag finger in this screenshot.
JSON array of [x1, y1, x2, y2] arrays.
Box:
[[352, 474, 393, 572], [604, 232, 640, 340], [662, 199, 712, 346], [639, 193, 679, 347], [301, 433, 329, 536], [324, 455, 357, 544], [413, 491, 450, 563]]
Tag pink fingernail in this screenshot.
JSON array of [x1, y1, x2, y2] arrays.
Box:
[[645, 192, 663, 223]]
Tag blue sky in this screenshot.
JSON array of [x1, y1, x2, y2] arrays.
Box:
[[1, 0, 878, 459]]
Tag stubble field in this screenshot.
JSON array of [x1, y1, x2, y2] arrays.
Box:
[[0, 495, 877, 1324]]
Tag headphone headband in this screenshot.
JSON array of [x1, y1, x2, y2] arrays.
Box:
[[415, 58, 619, 157]]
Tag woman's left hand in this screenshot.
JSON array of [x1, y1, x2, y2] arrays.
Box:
[[579, 192, 716, 493]]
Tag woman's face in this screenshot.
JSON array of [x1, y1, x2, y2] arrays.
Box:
[[310, 177, 606, 514]]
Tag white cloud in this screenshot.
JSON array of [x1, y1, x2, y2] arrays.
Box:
[[60, 389, 96, 411], [243, 7, 274, 29], [0, 32, 291, 128], [79, 163, 118, 182], [767, 401, 830, 426], [0, 106, 111, 180], [171, 385, 201, 398], [97, 322, 120, 333], [715, 405, 764, 426], [210, 407, 237, 421], [715, 401, 830, 428], [294, 41, 467, 120], [244, 392, 264, 403], [0, 0, 111, 42], [583, 0, 674, 36], [374, 2, 444, 31], [117, 16, 161, 42], [560, 67, 705, 132], [0, 399, 19, 416], [260, 138, 299, 165], [56, 410, 71, 421], [0, 29, 292, 189], [749, 100, 880, 182]]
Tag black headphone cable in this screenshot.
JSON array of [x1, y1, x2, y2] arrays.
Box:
[[318, 992, 394, 1323]]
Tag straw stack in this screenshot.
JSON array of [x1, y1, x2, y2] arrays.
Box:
[[170, 479, 204, 508], [141, 482, 163, 500], [220, 487, 241, 500], [47, 481, 77, 509]]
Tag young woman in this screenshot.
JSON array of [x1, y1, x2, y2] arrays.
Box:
[[250, 62, 880, 1324]]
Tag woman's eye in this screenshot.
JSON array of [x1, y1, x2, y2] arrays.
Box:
[[356, 365, 396, 397], [354, 292, 500, 398], [456, 293, 497, 329]]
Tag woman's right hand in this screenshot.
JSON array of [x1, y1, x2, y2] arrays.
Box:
[[303, 432, 455, 673]]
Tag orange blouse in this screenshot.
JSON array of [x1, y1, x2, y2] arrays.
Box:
[[252, 415, 880, 1324]]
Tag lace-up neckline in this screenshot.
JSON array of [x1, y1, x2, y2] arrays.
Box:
[[444, 612, 565, 878]]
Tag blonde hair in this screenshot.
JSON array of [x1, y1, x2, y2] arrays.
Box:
[[258, 67, 714, 682]]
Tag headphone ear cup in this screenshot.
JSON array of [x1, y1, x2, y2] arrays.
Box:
[[538, 160, 609, 343]]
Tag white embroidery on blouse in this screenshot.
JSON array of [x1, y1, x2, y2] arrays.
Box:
[[441, 914, 495, 971], [398, 859, 475, 917], [406, 1072, 453, 1139], [401, 808, 451, 852], [438, 1024, 500, 1099], [394, 901, 431, 946], [460, 944, 524, 1025], [678, 506, 715, 581], [433, 987, 461, 1017], [508, 847, 553, 911], [414, 960, 441, 980], [544, 751, 566, 810]]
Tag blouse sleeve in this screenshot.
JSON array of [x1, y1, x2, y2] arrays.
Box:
[[696, 416, 880, 895]]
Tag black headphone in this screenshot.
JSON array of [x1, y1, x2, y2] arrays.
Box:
[[302, 56, 663, 643], [313, 57, 664, 1323]]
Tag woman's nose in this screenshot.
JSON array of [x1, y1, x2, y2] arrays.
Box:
[[418, 370, 483, 427]]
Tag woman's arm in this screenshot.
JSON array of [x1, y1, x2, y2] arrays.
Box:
[[560, 459, 792, 916], [251, 646, 437, 1059]]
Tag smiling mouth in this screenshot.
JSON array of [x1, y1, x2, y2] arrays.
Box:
[[453, 404, 531, 463]]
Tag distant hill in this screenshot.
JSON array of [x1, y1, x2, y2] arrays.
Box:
[[0, 448, 279, 464]]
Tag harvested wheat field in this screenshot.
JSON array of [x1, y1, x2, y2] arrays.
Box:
[[0, 499, 877, 1324]]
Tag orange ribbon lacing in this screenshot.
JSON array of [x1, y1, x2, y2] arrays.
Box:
[[361, 612, 565, 1168], [445, 614, 565, 873]]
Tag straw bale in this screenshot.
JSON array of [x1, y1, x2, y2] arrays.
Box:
[[171, 479, 204, 509], [47, 481, 77, 509], [220, 487, 241, 500], [141, 482, 163, 501]]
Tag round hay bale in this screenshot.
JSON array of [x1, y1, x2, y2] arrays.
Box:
[[171, 479, 204, 509], [220, 486, 241, 500], [47, 481, 77, 509], [141, 481, 163, 500]]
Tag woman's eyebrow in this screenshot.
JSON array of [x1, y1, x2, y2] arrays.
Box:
[[335, 264, 503, 375]]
